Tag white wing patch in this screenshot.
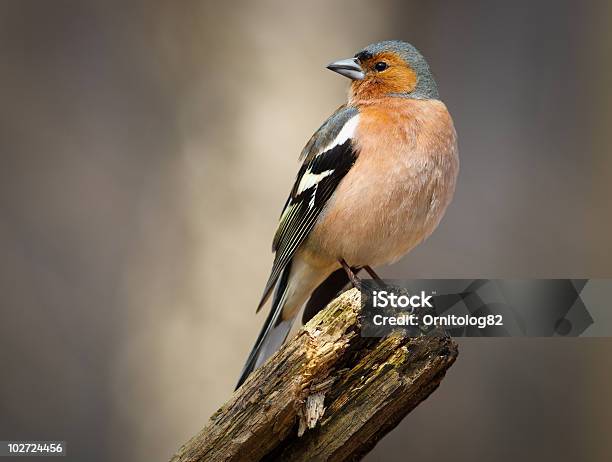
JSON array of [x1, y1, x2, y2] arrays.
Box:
[[308, 185, 317, 209], [318, 114, 359, 157], [296, 169, 334, 194], [294, 114, 359, 196]]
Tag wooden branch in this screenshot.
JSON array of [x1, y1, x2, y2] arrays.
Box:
[[171, 288, 458, 462]]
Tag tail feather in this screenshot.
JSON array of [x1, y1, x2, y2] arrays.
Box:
[[235, 263, 293, 390]]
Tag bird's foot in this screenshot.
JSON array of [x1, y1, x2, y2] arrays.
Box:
[[339, 258, 362, 289]]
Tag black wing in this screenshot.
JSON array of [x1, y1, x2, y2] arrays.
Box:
[[257, 105, 360, 310]]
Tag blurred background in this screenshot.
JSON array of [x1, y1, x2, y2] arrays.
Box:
[[1, 0, 611, 460]]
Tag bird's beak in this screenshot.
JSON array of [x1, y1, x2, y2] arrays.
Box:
[[326, 58, 365, 80]]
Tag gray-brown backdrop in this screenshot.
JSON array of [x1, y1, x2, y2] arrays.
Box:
[[1, 1, 611, 461]]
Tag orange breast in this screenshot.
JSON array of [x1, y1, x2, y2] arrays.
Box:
[[302, 97, 459, 268]]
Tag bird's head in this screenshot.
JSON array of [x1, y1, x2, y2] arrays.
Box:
[[327, 40, 438, 103]]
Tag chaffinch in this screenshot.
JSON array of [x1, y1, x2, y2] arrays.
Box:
[[236, 41, 459, 389]]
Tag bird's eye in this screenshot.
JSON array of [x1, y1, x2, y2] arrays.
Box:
[[374, 62, 388, 72]]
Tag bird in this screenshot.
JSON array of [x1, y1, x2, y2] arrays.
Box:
[[236, 40, 459, 389]]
